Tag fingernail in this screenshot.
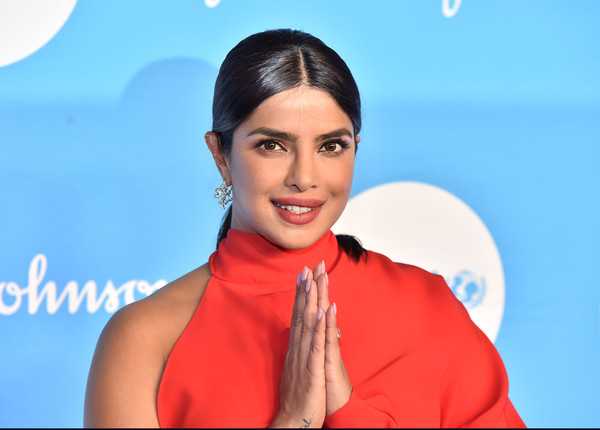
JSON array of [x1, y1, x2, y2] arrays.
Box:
[[302, 266, 309, 281], [305, 279, 311, 293], [316, 259, 325, 278], [324, 271, 329, 286], [317, 306, 324, 320], [333, 302, 337, 315]]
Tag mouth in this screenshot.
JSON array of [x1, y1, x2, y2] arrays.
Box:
[[271, 197, 325, 209], [271, 199, 324, 225], [271, 201, 318, 214]]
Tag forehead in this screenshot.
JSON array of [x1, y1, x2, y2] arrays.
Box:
[[236, 86, 353, 138]]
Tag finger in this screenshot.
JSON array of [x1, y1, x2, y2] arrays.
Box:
[[290, 268, 312, 371], [289, 266, 310, 345], [317, 264, 330, 317], [325, 302, 341, 365], [307, 304, 326, 378], [286, 267, 308, 369], [313, 260, 324, 285], [299, 278, 318, 367]]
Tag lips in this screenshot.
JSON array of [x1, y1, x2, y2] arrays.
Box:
[[272, 200, 323, 225], [270, 197, 325, 208]]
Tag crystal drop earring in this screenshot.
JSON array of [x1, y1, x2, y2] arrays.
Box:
[[214, 180, 233, 209]]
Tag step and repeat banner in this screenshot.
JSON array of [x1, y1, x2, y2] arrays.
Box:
[[1, 0, 599, 427]]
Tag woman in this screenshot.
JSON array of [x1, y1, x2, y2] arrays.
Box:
[[84, 29, 526, 428]]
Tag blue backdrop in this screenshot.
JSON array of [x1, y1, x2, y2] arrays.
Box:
[[1, 0, 599, 427]]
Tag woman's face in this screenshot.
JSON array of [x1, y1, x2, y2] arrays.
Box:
[[207, 85, 359, 249]]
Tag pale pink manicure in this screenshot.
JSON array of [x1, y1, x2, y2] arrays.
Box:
[[297, 266, 309, 288], [333, 302, 337, 316], [315, 259, 325, 278], [314, 261, 321, 278], [317, 306, 324, 320]]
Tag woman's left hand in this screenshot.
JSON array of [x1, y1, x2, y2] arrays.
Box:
[[312, 260, 353, 416]]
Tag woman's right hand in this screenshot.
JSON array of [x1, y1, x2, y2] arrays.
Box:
[[273, 265, 327, 428]]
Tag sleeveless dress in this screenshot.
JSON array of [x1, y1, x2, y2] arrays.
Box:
[[156, 227, 526, 428]]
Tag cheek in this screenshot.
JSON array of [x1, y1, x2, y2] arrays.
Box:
[[233, 156, 284, 195], [326, 161, 354, 195]]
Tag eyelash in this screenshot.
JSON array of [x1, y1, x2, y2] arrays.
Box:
[[255, 139, 351, 155]]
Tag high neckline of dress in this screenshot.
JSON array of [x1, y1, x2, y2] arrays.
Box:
[[208, 227, 341, 294]]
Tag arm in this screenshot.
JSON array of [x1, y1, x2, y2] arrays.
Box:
[[84, 300, 164, 427], [323, 272, 526, 428], [433, 275, 527, 428]]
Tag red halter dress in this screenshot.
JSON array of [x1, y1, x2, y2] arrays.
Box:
[[156, 227, 526, 428]]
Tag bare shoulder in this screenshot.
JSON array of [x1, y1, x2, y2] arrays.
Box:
[[84, 262, 212, 427]]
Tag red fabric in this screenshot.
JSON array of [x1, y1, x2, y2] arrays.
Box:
[[156, 227, 526, 428]]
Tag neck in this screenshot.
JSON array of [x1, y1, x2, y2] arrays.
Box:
[[208, 226, 341, 294]]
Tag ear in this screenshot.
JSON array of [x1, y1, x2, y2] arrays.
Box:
[[205, 131, 231, 185]]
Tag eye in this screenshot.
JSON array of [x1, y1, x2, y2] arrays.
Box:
[[320, 140, 350, 154], [256, 139, 286, 152]]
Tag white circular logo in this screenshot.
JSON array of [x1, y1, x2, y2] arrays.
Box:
[[0, 0, 78, 67], [332, 181, 505, 343]]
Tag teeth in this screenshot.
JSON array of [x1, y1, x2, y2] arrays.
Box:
[[273, 202, 314, 214]]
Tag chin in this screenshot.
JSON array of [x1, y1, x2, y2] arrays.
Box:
[[252, 202, 334, 248], [272, 223, 329, 249]]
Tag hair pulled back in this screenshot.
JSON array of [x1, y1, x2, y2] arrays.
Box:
[[211, 28, 366, 262]]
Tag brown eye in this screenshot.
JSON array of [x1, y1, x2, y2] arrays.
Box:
[[256, 139, 285, 152], [320, 140, 350, 154]]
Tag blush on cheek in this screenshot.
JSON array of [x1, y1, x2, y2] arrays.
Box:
[[326, 194, 350, 223]]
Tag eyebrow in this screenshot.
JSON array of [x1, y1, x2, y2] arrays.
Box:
[[246, 127, 353, 142]]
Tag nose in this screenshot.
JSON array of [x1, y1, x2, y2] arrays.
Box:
[[284, 146, 317, 192]]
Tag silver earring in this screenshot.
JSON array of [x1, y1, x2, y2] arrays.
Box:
[[214, 180, 233, 209]]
